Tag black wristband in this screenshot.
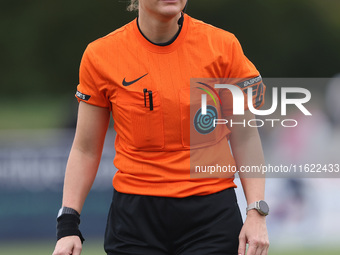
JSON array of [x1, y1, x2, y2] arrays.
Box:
[[56, 214, 85, 243]]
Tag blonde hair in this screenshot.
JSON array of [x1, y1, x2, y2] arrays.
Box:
[[127, 0, 139, 11]]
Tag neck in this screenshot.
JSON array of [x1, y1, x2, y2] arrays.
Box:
[[138, 13, 182, 44]]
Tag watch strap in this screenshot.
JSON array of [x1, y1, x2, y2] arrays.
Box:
[[246, 201, 258, 214]]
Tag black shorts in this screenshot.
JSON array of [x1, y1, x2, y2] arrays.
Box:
[[104, 188, 243, 255]]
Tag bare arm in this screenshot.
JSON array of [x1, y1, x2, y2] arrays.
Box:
[[227, 111, 269, 255], [53, 102, 110, 255], [228, 111, 265, 205], [62, 102, 110, 213]]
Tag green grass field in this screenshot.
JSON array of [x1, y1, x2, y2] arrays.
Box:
[[0, 240, 338, 255]]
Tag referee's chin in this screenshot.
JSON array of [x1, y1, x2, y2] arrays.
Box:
[[142, 0, 186, 20]]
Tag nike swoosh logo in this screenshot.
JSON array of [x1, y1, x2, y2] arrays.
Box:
[[122, 73, 148, 86]]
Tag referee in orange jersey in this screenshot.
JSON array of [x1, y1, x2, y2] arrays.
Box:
[[53, 1, 269, 254]]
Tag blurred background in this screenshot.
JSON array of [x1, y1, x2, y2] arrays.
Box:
[[0, 0, 339, 254]]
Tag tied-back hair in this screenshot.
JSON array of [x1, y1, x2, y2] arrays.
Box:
[[127, 0, 138, 11]]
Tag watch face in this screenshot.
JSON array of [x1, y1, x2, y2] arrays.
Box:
[[259, 200, 269, 215]]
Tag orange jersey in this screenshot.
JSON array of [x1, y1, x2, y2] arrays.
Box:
[[76, 14, 265, 197]]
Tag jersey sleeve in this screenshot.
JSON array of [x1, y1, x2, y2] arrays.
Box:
[[75, 44, 111, 109], [220, 35, 265, 117]]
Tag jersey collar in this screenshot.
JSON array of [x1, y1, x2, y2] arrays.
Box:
[[133, 13, 189, 54]]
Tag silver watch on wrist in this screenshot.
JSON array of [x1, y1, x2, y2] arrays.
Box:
[[57, 207, 80, 219], [246, 200, 269, 216]]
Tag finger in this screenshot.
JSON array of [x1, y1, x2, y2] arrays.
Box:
[[52, 249, 69, 255], [52, 246, 69, 255], [72, 240, 82, 255], [238, 234, 247, 255], [72, 243, 82, 255], [261, 243, 269, 255], [246, 242, 258, 255], [255, 245, 263, 255]]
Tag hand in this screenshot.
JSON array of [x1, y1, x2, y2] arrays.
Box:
[[52, 236, 82, 255], [238, 210, 269, 255]]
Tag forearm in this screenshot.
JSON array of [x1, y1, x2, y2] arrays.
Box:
[[236, 135, 268, 255], [240, 176, 265, 205], [230, 126, 266, 204], [62, 146, 102, 214], [239, 135, 265, 203], [60, 102, 110, 214]]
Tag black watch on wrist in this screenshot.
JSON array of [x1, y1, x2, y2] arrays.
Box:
[[57, 207, 80, 219], [246, 200, 269, 216]]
